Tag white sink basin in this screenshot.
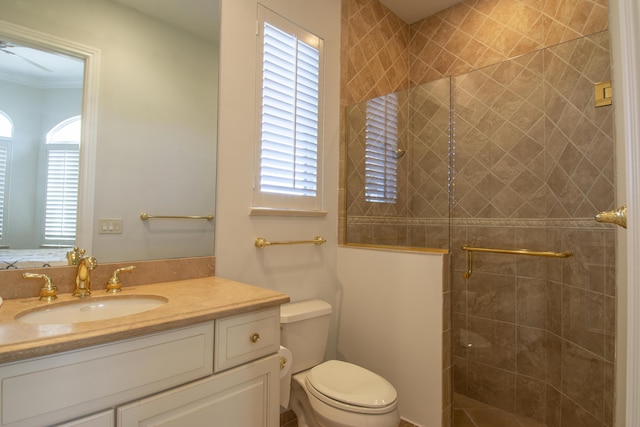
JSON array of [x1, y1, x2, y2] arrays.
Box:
[[16, 295, 168, 324]]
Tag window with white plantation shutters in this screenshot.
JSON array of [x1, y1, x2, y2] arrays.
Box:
[[365, 94, 399, 204], [253, 6, 324, 212], [43, 116, 80, 245]]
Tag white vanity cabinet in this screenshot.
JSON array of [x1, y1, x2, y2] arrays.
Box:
[[0, 307, 281, 427], [57, 410, 114, 427], [117, 354, 278, 426]]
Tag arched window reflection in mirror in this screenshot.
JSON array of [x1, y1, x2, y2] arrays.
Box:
[[0, 22, 96, 267], [0, 110, 12, 247], [0, 110, 13, 138], [42, 116, 80, 247]]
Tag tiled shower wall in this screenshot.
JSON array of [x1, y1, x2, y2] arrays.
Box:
[[452, 30, 615, 427], [340, 0, 615, 426], [345, 78, 451, 249]]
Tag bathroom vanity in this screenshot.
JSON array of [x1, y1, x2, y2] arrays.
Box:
[[0, 277, 288, 427]]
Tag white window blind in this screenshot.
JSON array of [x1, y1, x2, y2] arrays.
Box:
[[0, 145, 8, 240], [44, 148, 79, 242], [0, 110, 12, 241], [365, 94, 399, 204], [254, 6, 324, 211], [44, 117, 80, 244]]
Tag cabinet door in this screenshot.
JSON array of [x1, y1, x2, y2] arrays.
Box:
[[55, 410, 113, 427], [1, 322, 213, 427], [117, 354, 279, 427]]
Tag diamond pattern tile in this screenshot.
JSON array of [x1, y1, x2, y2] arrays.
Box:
[[344, 0, 409, 106], [452, 48, 546, 219], [342, 0, 613, 244], [340, 3, 616, 426], [543, 30, 613, 217], [345, 77, 450, 246], [452, 31, 613, 220]]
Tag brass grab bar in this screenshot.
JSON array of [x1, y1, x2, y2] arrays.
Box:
[[461, 245, 572, 278], [255, 235, 326, 248], [140, 213, 214, 221]]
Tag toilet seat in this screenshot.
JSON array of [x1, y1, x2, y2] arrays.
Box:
[[305, 360, 398, 415]]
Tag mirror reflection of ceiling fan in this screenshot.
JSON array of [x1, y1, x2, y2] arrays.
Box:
[[0, 41, 53, 72]]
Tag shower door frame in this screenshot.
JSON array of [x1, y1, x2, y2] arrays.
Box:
[[610, 0, 640, 425]]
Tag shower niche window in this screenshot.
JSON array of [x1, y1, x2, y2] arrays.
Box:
[[346, 77, 451, 250]]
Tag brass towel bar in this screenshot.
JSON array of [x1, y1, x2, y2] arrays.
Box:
[[254, 235, 326, 248], [461, 245, 573, 278], [140, 213, 214, 221]]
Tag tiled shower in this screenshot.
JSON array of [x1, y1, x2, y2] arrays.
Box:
[[340, 0, 615, 426], [451, 30, 615, 426]]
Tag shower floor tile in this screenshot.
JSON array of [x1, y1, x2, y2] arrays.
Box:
[[453, 393, 546, 427]]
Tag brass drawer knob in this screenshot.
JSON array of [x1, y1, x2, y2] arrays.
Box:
[[250, 333, 261, 343]]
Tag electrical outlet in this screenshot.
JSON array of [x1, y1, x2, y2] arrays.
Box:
[[98, 218, 123, 234]]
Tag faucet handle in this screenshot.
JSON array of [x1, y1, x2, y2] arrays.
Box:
[[23, 273, 57, 301], [66, 246, 80, 265], [106, 266, 136, 293]]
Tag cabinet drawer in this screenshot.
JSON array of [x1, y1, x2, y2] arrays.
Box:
[[214, 308, 279, 372], [1, 322, 214, 427]]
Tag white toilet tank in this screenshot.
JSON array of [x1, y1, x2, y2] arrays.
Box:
[[280, 300, 332, 374]]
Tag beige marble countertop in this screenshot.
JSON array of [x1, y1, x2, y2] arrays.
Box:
[[0, 276, 289, 364]]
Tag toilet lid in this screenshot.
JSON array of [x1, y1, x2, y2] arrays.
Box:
[[307, 360, 397, 409]]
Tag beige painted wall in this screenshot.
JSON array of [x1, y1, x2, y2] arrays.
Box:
[[215, 0, 342, 357]]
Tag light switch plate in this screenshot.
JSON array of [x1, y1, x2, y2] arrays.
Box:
[[98, 218, 123, 234]]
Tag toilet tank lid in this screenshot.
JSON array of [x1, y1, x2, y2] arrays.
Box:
[[281, 299, 332, 323]]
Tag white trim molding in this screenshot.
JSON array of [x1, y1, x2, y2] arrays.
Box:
[[0, 19, 100, 254], [610, 0, 640, 424]]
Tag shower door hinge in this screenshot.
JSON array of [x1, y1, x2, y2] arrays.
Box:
[[595, 81, 612, 107]]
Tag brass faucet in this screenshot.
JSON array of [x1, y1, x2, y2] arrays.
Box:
[[23, 273, 57, 301], [66, 246, 81, 266], [73, 249, 97, 297], [106, 266, 136, 293]]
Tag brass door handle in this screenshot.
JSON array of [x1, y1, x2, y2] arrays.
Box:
[[595, 205, 627, 228], [250, 333, 261, 343]]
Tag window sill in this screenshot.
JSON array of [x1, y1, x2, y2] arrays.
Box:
[[249, 207, 328, 217]]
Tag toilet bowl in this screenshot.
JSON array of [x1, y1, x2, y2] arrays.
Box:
[[292, 361, 399, 427], [280, 300, 400, 427]]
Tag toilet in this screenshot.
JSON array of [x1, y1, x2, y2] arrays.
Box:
[[280, 299, 400, 427]]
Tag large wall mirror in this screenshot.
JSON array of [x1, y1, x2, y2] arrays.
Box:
[[0, 0, 220, 268]]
